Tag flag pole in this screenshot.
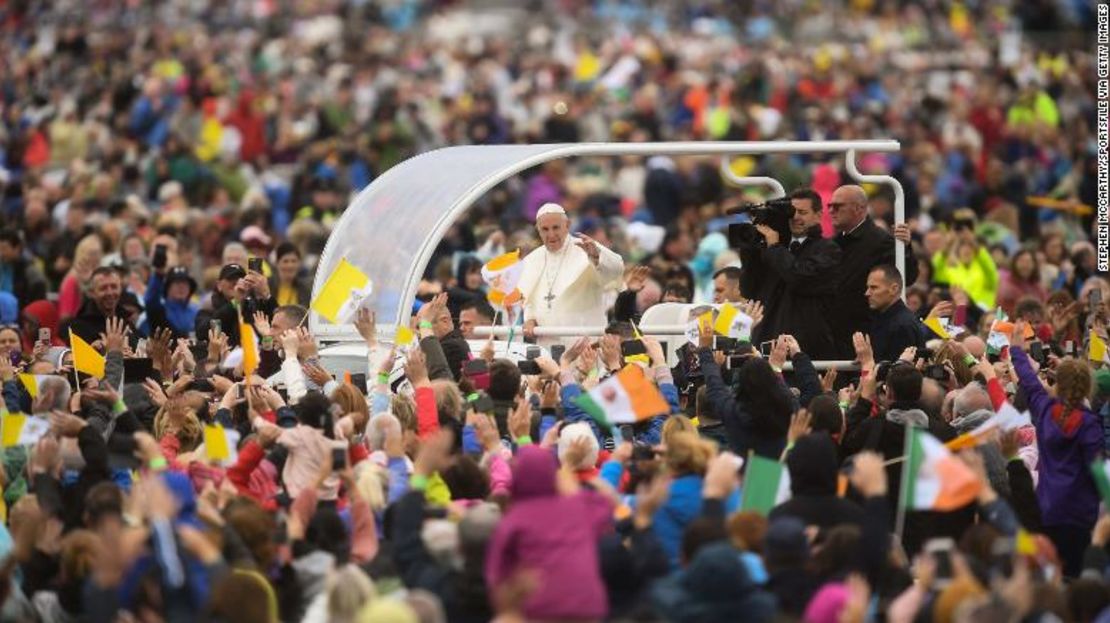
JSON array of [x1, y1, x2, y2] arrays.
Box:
[[67, 329, 81, 392], [894, 426, 911, 541]]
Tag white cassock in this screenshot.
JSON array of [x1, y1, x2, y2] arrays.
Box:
[[518, 236, 624, 338]]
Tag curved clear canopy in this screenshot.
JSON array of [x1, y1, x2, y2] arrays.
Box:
[[310, 140, 901, 340]]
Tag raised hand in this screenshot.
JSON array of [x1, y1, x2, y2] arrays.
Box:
[[508, 399, 532, 441], [280, 329, 300, 359], [574, 233, 601, 265], [302, 361, 331, 387], [820, 368, 838, 393], [926, 300, 954, 320], [404, 348, 430, 386], [296, 327, 318, 359], [561, 336, 591, 371], [207, 328, 229, 365], [697, 314, 714, 350], [100, 316, 130, 354], [786, 409, 812, 445], [852, 332, 875, 371], [768, 336, 789, 370], [252, 311, 272, 339], [625, 265, 651, 293], [354, 308, 377, 345], [599, 334, 622, 371], [643, 337, 666, 368]]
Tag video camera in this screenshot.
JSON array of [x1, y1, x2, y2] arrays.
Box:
[[727, 197, 795, 250]]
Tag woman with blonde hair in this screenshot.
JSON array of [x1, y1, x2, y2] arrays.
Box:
[[648, 431, 733, 568], [58, 234, 104, 321], [301, 564, 377, 623]]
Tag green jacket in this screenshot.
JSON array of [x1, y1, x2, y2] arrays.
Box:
[[932, 247, 999, 309]]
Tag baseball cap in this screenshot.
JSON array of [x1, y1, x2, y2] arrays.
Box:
[[219, 264, 247, 282]]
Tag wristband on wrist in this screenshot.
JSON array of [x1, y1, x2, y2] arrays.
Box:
[[963, 354, 977, 367], [377, 372, 390, 384], [112, 398, 127, 415], [838, 401, 850, 411], [418, 321, 433, 330], [770, 365, 782, 374], [148, 457, 168, 471], [515, 435, 534, 446], [410, 474, 430, 491]]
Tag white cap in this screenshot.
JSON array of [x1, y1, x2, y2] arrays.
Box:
[[535, 203, 567, 220]]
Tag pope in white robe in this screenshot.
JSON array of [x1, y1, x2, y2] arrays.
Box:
[[518, 203, 624, 341]]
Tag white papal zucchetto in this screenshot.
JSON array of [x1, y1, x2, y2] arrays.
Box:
[[535, 203, 567, 220]]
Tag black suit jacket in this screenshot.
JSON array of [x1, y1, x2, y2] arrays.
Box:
[[832, 218, 918, 355], [740, 226, 842, 360]]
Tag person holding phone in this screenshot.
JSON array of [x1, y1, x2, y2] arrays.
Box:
[[144, 249, 199, 339], [194, 262, 276, 348]]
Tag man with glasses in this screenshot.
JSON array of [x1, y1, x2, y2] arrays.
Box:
[[828, 185, 916, 356]]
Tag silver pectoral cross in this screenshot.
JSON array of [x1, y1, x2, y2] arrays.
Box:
[[544, 291, 556, 309]]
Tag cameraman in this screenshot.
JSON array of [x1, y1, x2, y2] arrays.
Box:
[[739, 188, 842, 360]]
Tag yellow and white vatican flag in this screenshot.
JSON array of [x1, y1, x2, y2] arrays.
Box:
[[481, 250, 524, 308], [311, 258, 374, 324]]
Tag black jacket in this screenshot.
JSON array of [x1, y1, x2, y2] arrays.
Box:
[[771, 432, 866, 530], [868, 300, 928, 363], [438, 329, 472, 382], [840, 400, 967, 556], [697, 348, 798, 459], [740, 226, 842, 360], [195, 291, 275, 348], [67, 299, 138, 348], [831, 218, 919, 356]]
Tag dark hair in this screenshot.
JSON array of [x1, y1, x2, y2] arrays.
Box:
[[713, 266, 742, 283], [0, 228, 21, 247], [487, 359, 521, 402], [869, 264, 903, 286], [83, 482, 123, 527], [1014, 296, 1045, 321], [459, 298, 495, 321], [789, 187, 823, 212], [274, 241, 301, 261], [807, 394, 844, 438], [662, 282, 692, 302], [455, 255, 484, 288], [293, 391, 335, 438], [680, 517, 728, 565], [886, 363, 923, 403], [274, 305, 308, 327], [737, 358, 794, 437], [441, 455, 490, 500], [305, 507, 350, 565], [1068, 578, 1110, 623]]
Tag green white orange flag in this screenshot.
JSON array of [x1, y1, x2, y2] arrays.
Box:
[[713, 303, 753, 340], [70, 331, 105, 379], [740, 454, 791, 516], [311, 258, 374, 324], [900, 427, 981, 511], [574, 365, 670, 428], [1091, 459, 1110, 508], [481, 250, 524, 308]]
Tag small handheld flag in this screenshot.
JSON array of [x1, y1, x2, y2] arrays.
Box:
[[311, 258, 374, 324], [740, 454, 791, 516], [1, 413, 51, 448], [924, 316, 951, 340], [574, 365, 670, 428], [481, 250, 524, 308], [900, 427, 981, 511], [713, 303, 753, 341], [70, 331, 105, 379]]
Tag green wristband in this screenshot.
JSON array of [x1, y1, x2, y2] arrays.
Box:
[[418, 321, 433, 330], [410, 474, 430, 491], [838, 401, 849, 411], [515, 435, 533, 446], [112, 399, 127, 415], [377, 373, 390, 385], [149, 457, 168, 471], [963, 354, 977, 367]]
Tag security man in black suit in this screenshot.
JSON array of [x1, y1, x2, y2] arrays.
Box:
[[740, 188, 842, 360], [828, 184, 918, 357]]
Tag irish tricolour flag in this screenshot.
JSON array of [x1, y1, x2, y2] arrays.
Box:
[[900, 427, 981, 511], [740, 454, 791, 516], [1091, 459, 1110, 507], [574, 365, 670, 427]]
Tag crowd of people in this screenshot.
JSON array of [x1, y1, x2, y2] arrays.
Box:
[[0, 0, 1108, 621]]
